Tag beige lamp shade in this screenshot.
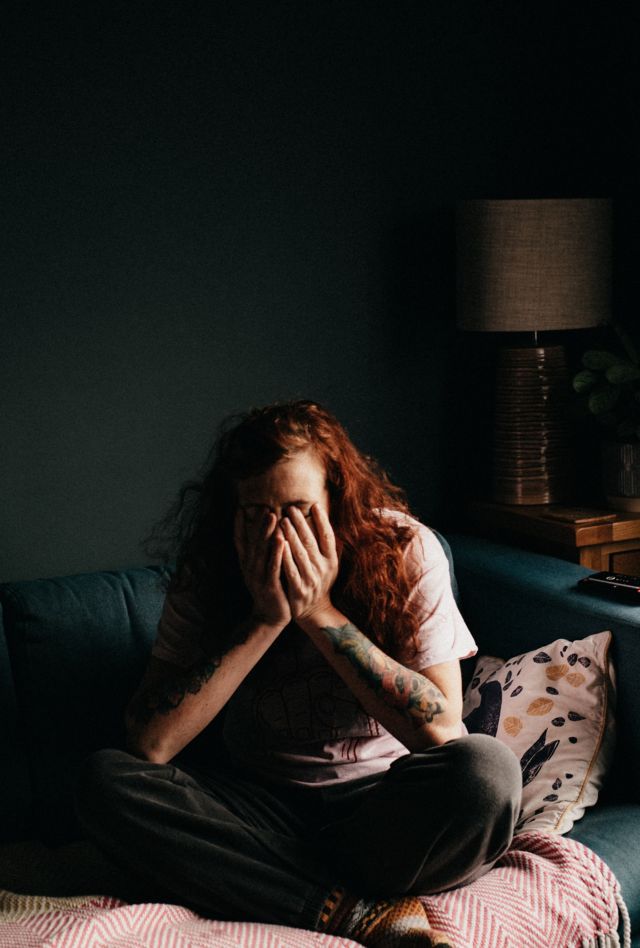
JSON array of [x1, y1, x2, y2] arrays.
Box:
[[457, 198, 612, 332]]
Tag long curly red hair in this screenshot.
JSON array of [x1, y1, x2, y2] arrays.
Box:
[[149, 400, 424, 659]]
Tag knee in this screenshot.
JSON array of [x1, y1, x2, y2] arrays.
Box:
[[74, 748, 142, 826], [447, 734, 522, 824]]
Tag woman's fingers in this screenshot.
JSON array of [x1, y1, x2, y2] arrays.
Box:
[[287, 506, 320, 551], [310, 504, 337, 559], [267, 529, 289, 603], [281, 513, 316, 579], [268, 525, 285, 576], [281, 537, 302, 590], [238, 505, 338, 625], [251, 511, 276, 579], [239, 509, 276, 581]]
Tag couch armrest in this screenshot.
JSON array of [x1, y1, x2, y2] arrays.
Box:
[[0, 566, 167, 843], [0, 603, 32, 840], [447, 534, 640, 803]]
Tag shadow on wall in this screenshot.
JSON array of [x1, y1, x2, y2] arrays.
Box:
[[365, 208, 462, 524]]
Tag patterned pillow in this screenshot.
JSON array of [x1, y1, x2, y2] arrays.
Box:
[[462, 630, 616, 835]]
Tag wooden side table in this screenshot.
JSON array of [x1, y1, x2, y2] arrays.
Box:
[[468, 501, 640, 573]]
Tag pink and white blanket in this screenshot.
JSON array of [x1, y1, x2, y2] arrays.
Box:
[[0, 831, 630, 948]]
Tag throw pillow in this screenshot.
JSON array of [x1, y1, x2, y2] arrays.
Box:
[[462, 630, 616, 835]]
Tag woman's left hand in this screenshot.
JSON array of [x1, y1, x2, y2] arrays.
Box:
[[280, 504, 339, 623]]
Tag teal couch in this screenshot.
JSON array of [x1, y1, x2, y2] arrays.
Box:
[[1, 534, 639, 943]]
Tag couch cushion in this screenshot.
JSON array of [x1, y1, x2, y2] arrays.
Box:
[[568, 804, 640, 933], [448, 534, 640, 804], [0, 567, 167, 843], [463, 631, 616, 835], [0, 605, 32, 841]]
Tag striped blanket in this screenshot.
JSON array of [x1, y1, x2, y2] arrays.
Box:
[[0, 832, 630, 948]]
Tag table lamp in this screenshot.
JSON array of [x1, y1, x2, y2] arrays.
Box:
[[456, 197, 612, 505]]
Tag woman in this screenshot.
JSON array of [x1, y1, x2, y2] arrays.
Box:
[[75, 399, 521, 947]]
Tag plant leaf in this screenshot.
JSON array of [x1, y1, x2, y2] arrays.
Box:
[[613, 323, 640, 366], [583, 350, 624, 371], [606, 363, 640, 385], [589, 384, 620, 415], [573, 369, 599, 394]]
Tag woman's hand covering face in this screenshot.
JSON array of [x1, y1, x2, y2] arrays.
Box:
[[280, 504, 339, 622], [234, 509, 292, 629]]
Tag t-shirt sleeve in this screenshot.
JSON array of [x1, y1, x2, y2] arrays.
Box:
[[397, 523, 477, 670], [151, 585, 208, 669]]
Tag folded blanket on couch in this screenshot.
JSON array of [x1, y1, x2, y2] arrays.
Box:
[[0, 832, 630, 948], [421, 831, 630, 948]]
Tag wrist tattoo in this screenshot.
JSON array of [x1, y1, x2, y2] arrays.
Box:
[[323, 622, 444, 728], [129, 658, 219, 725]]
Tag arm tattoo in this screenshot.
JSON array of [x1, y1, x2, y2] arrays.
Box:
[[128, 659, 219, 726], [324, 623, 445, 728]]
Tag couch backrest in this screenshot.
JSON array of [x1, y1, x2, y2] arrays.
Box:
[[0, 566, 167, 843]]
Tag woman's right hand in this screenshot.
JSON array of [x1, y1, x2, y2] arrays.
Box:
[[234, 509, 292, 629]]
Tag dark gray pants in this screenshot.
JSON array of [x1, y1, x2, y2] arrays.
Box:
[[74, 734, 522, 930]]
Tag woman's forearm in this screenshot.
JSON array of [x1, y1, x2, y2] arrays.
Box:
[[296, 607, 459, 750], [125, 617, 285, 763]]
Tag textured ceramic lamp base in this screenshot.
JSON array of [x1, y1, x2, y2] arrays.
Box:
[[603, 442, 640, 511], [492, 345, 572, 505]]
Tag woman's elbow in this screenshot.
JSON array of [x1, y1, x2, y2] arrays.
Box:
[[410, 715, 463, 751], [124, 715, 172, 765]]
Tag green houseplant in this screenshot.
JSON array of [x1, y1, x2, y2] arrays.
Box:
[[573, 323, 640, 509]]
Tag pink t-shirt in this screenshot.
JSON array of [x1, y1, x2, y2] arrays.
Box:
[[152, 511, 477, 786]]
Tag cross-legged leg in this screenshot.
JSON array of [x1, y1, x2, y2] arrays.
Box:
[[316, 734, 522, 897], [74, 748, 333, 929], [75, 736, 522, 945]]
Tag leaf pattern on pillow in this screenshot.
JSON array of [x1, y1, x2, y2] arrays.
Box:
[[463, 679, 502, 736], [566, 672, 586, 687], [527, 698, 554, 716], [533, 651, 552, 663], [503, 716, 522, 737], [462, 631, 612, 835], [520, 729, 560, 786]]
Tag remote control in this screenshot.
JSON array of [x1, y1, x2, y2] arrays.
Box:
[[578, 571, 640, 603]]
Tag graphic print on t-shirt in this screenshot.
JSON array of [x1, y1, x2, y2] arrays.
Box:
[[223, 626, 381, 766], [254, 664, 380, 750], [254, 628, 381, 754]]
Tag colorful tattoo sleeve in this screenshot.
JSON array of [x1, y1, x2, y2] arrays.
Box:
[[323, 622, 445, 728]]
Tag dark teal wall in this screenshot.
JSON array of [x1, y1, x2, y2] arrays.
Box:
[[2, 3, 634, 580]]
